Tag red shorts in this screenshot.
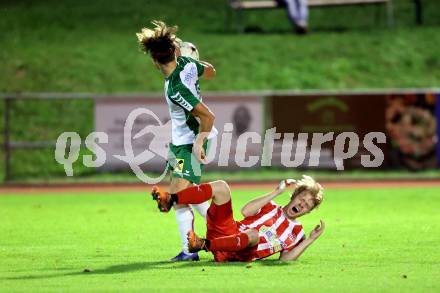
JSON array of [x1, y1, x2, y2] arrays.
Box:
[[206, 200, 254, 262]]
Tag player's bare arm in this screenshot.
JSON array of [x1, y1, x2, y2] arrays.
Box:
[[241, 179, 296, 217], [192, 102, 215, 162], [199, 61, 216, 80], [279, 220, 325, 261]]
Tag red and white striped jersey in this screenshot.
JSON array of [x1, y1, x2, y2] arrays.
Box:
[[238, 201, 305, 260]]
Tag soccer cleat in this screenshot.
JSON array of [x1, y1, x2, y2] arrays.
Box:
[[151, 186, 173, 212], [170, 251, 200, 262], [187, 231, 208, 253]]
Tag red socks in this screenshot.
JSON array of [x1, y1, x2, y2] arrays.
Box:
[[207, 233, 250, 252], [174, 183, 213, 204]]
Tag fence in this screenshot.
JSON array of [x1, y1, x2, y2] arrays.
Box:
[[1, 89, 439, 183]]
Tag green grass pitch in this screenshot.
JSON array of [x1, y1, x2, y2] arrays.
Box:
[[1, 186, 439, 292]]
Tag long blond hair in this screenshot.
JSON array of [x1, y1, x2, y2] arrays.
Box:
[[136, 20, 178, 64]]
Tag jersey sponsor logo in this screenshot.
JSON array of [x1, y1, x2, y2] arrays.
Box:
[[170, 93, 193, 111], [259, 225, 283, 253], [176, 158, 185, 173], [183, 66, 197, 85], [170, 157, 185, 174], [185, 67, 197, 84], [180, 64, 201, 99]]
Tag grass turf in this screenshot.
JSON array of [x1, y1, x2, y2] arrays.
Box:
[[1, 0, 440, 92], [0, 186, 439, 292]]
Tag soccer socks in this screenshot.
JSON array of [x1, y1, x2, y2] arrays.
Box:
[[172, 184, 213, 205], [175, 207, 194, 254], [173, 184, 211, 253], [207, 233, 250, 252], [191, 201, 210, 219]]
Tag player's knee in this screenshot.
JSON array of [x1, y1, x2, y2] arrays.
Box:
[[210, 180, 231, 199], [245, 229, 259, 246]]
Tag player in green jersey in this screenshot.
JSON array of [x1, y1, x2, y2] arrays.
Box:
[[137, 21, 217, 261]]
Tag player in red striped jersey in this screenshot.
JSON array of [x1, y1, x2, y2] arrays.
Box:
[[152, 175, 325, 262]]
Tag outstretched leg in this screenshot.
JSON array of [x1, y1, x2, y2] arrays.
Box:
[[188, 229, 259, 253], [173, 180, 231, 206], [152, 180, 231, 212]]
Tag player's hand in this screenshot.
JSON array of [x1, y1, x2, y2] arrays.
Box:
[[309, 220, 325, 240], [275, 179, 296, 195], [193, 141, 207, 164], [193, 133, 209, 164]]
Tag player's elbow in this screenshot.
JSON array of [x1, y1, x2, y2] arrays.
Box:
[[204, 109, 215, 122], [211, 180, 230, 198], [210, 67, 216, 78], [203, 66, 216, 80]]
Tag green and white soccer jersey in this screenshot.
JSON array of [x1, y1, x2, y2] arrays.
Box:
[[164, 56, 217, 145], [164, 56, 217, 184]]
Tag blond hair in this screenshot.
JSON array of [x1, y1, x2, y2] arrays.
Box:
[[136, 20, 178, 64], [292, 175, 324, 207]]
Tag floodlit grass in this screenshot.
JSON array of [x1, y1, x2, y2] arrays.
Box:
[[1, 186, 439, 292]]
